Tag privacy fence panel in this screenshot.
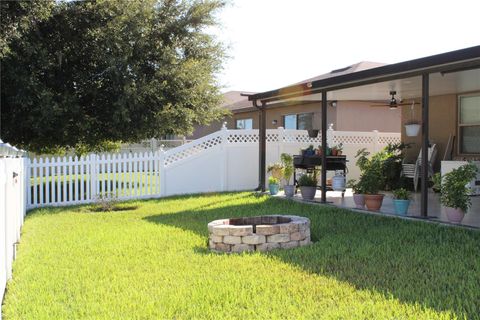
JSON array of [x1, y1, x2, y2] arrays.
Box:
[[26, 128, 400, 207], [27, 152, 161, 208], [1, 156, 27, 309]]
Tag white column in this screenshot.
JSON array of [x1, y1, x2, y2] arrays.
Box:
[[220, 122, 228, 191], [159, 146, 166, 197]]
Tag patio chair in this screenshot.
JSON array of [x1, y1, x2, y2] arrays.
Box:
[[401, 144, 437, 192]]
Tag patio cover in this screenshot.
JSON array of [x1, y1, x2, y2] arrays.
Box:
[[248, 45, 480, 217]]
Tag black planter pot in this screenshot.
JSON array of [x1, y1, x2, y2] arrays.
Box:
[[307, 129, 319, 138]]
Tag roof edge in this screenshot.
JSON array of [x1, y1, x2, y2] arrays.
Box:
[[249, 45, 480, 103]]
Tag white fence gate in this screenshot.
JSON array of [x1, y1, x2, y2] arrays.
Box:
[[1, 149, 27, 313], [26, 127, 400, 208]]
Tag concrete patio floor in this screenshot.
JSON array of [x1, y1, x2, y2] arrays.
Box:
[[280, 189, 480, 229]]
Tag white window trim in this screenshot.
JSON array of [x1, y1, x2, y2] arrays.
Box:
[[457, 93, 480, 155]]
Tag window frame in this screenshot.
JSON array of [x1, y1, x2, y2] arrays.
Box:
[[282, 112, 314, 130], [235, 118, 253, 129], [457, 93, 480, 155]]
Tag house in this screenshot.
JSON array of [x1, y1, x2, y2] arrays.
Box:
[[189, 62, 402, 139], [247, 45, 480, 219]]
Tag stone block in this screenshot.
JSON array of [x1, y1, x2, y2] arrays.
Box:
[[209, 240, 216, 249], [297, 222, 310, 233], [256, 242, 280, 252], [229, 225, 253, 236], [290, 231, 306, 241], [279, 223, 298, 234], [223, 235, 242, 244], [266, 233, 290, 243], [256, 224, 280, 235], [212, 225, 230, 236], [299, 238, 311, 247], [215, 243, 231, 252], [242, 235, 266, 245], [211, 235, 223, 243], [261, 216, 279, 224], [280, 240, 299, 249], [231, 244, 254, 253]]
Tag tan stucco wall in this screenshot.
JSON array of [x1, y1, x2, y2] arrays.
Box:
[[401, 94, 458, 171], [190, 100, 402, 139], [220, 102, 337, 130], [336, 101, 402, 132]]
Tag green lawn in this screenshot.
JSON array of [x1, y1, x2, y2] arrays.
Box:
[[3, 193, 479, 319]]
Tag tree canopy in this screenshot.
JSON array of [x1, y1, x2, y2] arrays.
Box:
[[1, 0, 226, 154]]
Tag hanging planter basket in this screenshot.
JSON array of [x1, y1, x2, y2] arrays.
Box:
[[404, 101, 421, 137], [405, 123, 421, 137], [307, 129, 319, 138]]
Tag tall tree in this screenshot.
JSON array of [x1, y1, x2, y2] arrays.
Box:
[[0, 0, 54, 58], [1, 0, 226, 153]]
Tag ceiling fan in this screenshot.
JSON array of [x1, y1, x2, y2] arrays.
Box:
[[370, 91, 413, 109]]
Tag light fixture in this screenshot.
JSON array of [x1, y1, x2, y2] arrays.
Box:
[[272, 119, 278, 125], [389, 91, 398, 109], [330, 100, 337, 107]]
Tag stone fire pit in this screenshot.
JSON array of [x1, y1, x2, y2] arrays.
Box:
[[208, 215, 311, 253]]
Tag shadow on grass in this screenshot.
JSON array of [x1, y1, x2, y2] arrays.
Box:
[[143, 196, 480, 318]]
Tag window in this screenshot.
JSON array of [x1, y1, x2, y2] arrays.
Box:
[[236, 118, 253, 129], [283, 113, 314, 130], [459, 94, 480, 154]]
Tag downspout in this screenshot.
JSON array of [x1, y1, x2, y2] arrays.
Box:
[[421, 74, 430, 217], [253, 100, 267, 192]]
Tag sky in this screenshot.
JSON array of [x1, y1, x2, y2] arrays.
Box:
[[210, 0, 479, 93]]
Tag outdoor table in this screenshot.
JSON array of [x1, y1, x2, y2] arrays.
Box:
[[293, 155, 348, 196]]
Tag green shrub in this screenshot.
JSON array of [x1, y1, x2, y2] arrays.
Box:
[[280, 153, 294, 185], [392, 188, 411, 200], [440, 163, 478, 212], [355, 143, 409, 192], [268, 176, 280, 185], [298, 174, 317, 187]]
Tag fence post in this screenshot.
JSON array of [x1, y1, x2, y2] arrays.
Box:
[[90, 154, 98, 201], [372, 130, 379, 153], [327, 123, 334, 147], [25, 157, 30, 212], [220, 122, 228, 191], [159, 146, 166, 197], [277, 127, 284, 161]]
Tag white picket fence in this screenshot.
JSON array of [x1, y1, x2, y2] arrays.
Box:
[[26, 127, 400, 208], [1, 150, 27, 311]]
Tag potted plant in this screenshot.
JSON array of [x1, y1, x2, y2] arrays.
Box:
[[268, 176, 280, 195], [267, 162, 284, 196], [440, 163, 478, 223], [357, 158, 385, 211], [302, 145, 315, 156], [347, 179, 365, 209], [332, 143, 343, 156], [392, 188, 411, 215], [431, 172, 441, 193], [280, 153, 295, 198], [298, 173, 317, 200]]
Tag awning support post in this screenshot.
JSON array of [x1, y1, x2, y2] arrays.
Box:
[[421, 73, 429, 217], [321, 91, 328, 203], [254, 100, 267, 192]]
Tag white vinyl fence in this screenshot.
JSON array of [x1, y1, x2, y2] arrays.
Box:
[[26, 127, 400, 208], [1, 145, 27, 311]]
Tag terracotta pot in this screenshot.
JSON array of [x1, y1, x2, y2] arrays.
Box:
[[284, 185, 295, 198], [300, 186, 316, 200], [445, 207, 465, 223], [331, 149, 338, 156], [353, 194, 365, 209], [364, 194, 384, 211]]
